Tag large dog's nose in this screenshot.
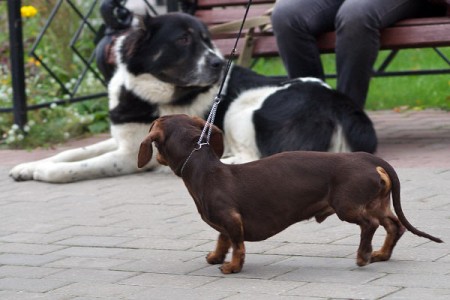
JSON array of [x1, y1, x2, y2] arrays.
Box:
[[208, 55, 225, 70]]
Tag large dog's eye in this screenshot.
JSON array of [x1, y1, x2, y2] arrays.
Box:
[[176, 33, 191, 46]]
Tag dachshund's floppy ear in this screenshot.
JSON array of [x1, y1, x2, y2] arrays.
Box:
[[137, 134, 153, 168], [137, 121, 158, 168], [192, 116, 224, 158]]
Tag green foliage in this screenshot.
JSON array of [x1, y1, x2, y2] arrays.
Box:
[[0, 99, 108, 149], [0, 0, 109, 149], [252, 48, 450, 111]]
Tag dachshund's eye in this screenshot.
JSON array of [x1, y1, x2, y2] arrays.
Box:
[[176, 33, 191, 46]]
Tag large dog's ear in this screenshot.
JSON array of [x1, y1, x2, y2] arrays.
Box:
[[121, 13, 152, 61], [137, 12, 152, 32], [192, 116, 224, 158], [137, 121, 159, 168]]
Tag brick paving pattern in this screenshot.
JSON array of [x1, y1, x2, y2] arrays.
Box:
[[0, 109, 449, 299]]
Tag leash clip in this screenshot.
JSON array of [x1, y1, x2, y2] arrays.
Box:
[[180, 143, 207, 176], [196, 143, 208, 150], [214, 95, 222, 104]]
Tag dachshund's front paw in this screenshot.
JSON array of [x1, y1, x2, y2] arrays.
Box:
[[219, 262, 242, 274], [206, 251, 226, 264]]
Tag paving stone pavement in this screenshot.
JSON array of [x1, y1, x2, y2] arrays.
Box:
[[0, 109, 449, 299]]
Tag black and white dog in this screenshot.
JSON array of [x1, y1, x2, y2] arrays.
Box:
[[10, 12, 377, 183]]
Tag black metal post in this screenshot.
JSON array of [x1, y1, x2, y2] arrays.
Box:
[[7, 0, 27, 129]]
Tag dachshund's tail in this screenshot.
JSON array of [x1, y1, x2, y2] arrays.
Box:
[[381, 162, 443, 243]]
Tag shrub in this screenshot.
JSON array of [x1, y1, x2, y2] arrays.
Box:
[[0, 0, 109, 149]]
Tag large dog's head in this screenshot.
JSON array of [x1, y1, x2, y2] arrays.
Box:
[[117, 12, 225, 87]]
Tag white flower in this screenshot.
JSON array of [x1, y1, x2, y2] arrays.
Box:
[[63, 132, 70, 139], [50, 103, 57, 109], [23, 125, 30, 132], [17, 134, 24, 141], [11, 124, 19, 131]]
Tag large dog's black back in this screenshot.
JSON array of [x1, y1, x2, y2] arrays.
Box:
[[252, 81, 377, 155], [213, 66, 377, 155]]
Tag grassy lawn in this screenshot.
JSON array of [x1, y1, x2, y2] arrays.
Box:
[[253, 48, 450, 111]]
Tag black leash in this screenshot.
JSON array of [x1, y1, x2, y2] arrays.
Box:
[[181, 0, 253, 176], [196, 0, 253, 147]]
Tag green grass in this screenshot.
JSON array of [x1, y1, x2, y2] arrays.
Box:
[[252, 48, 450, 111]]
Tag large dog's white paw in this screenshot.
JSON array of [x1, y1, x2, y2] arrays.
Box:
[[32, 162, 79, 183], [9, 162, 40, 181], [10, 161, 75, 183]]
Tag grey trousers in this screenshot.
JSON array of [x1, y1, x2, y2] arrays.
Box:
[[271, 0, 426, 108]]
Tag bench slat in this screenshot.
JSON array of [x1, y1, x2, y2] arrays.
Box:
[[200, 12, 450, 28], [393, 17, 450, 26], [380, 23, 450, 48], [196, 0, 274, 8], [196, 7, 271, 25], [213, 22, 450, 57]]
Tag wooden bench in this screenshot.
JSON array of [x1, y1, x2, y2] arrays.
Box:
[[169, 0, 450, 77]]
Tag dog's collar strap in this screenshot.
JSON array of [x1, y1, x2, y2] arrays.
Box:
[[179, 143, 207, 177]]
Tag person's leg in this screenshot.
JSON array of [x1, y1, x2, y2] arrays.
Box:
[[272, 0, 343, 79], [335, 0, 424, 108]]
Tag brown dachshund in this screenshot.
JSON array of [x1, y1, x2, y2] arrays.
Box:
[[137, 114, 443, 274]]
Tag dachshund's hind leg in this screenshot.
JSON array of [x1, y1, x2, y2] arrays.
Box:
[[371, 212, 406, 263], [356, 217, 379, 266]]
